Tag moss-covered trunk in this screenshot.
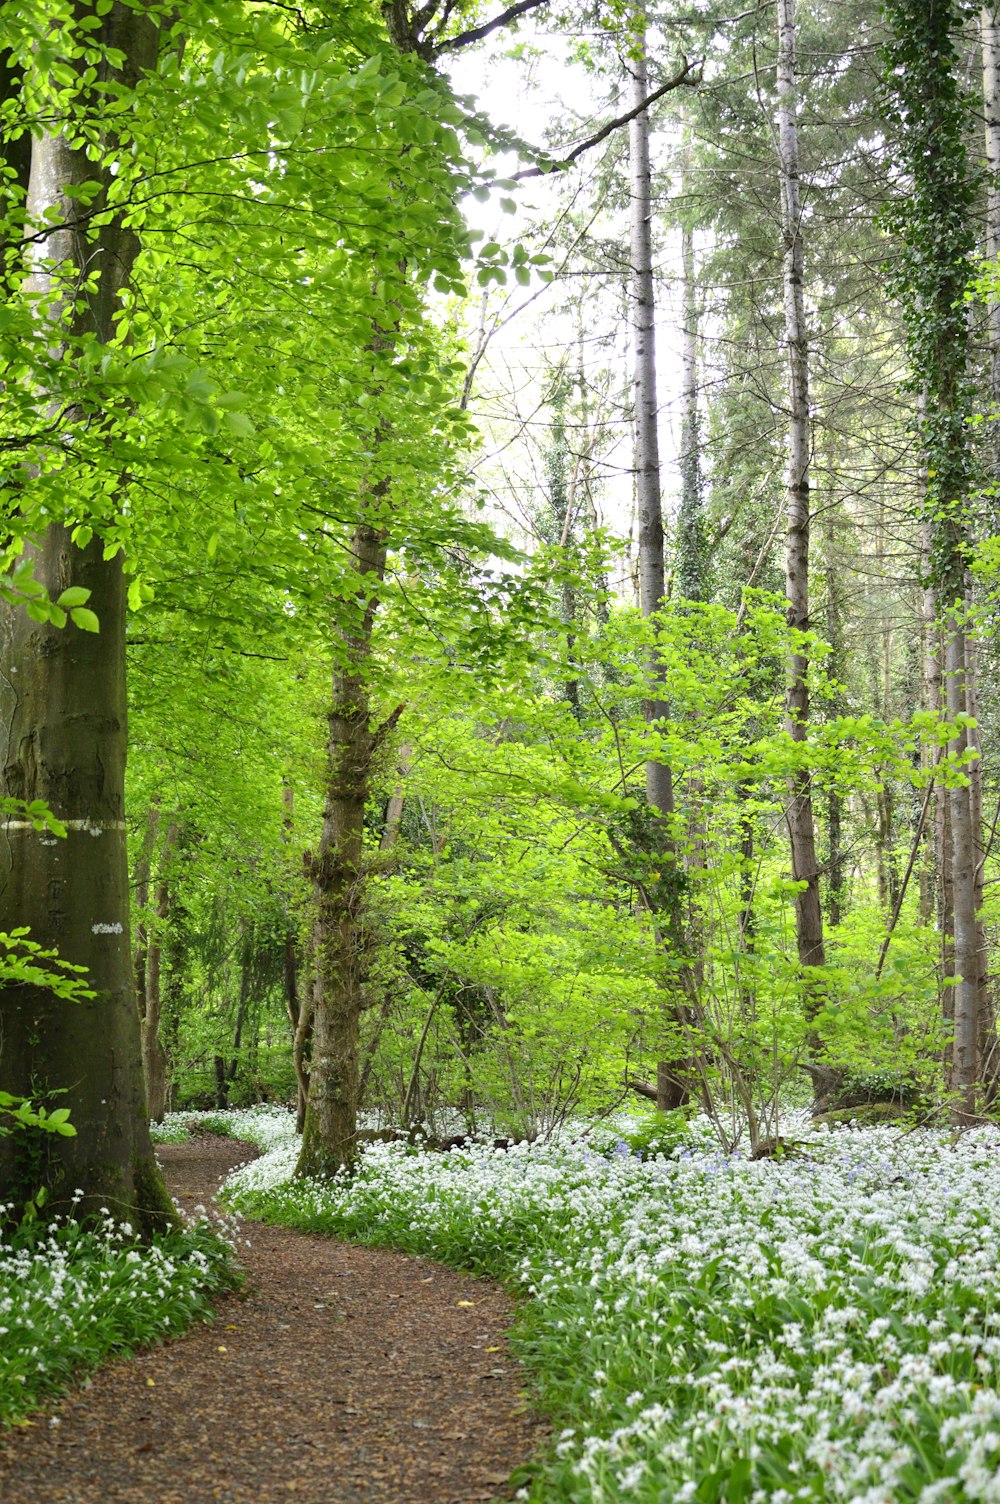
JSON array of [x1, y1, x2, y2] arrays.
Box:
[[296, 518, 388, 1177]]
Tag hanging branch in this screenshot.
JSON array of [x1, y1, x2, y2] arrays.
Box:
[[432, 0, 554, 54], [874, 758, 941, 983], [508, 58, 702, 181]]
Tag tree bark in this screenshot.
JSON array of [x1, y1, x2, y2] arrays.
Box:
[[776, 0, 826, 1024], [297, 514, 391, 1176], [945, 612, 979, 1121], [983, 6, 1000, 474], [141, 822, 176, 1124], [380, 744, 412, 851], [629, 11, 690, 1111], [676, 211, 705, 602], [0, 3, 173, 1229], [132, 802, 159, 1017]]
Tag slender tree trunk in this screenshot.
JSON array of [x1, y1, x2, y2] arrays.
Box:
[[629, 10, 689, 1110], [776, 0, 826, 1026], [983, 6, 1000, 475], [631, 24, 670, 815], [945, 611, 979, 1119], [297, 509, 396, 1175], [0, 4, 173, 1228], [677, 211, 706, 601], [141, 822, 176, 1124], [380, 744, 411, 852], [132, 802, 159, 1012], [821, 494, 846, 926], [736, 787, 758, 1022], [281, 782, 308, 1127]]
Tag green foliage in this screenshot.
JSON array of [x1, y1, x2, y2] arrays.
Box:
[[0, 928, 93, 1003], [618, 1109, 693, 1160], [882, 0, 979, 598], [230, 1127, 1000, 1503], [0, 1215, 240, 1428]]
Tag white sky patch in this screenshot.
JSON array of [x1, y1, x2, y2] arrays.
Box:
[[443, 25, 696, 585]]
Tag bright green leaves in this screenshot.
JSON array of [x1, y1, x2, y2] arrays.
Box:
[[0, 1099, 78, 1139], [0, 928, 94, 1004], [474, 238, 552, 287], [0, 798, 66, 838], [0, 557, 100, 631]]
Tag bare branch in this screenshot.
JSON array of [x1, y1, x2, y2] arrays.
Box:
[[433, 0, 552, 55], [509, 58, 702, 182]]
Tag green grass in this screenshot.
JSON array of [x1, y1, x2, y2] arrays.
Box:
[[0, 1200, 240, 1428]]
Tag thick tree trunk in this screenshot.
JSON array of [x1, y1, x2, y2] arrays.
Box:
[[776, 0, 826, 1023], [887, 0, 982, 1123], [0, 4, 172, 1228]]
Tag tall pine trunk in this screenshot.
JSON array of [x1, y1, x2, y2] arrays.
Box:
[[629, 10, 690, 1110]]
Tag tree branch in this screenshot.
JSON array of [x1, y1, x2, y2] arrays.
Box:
[[509, 58, 702, 181], [433, 0, 552, 55]]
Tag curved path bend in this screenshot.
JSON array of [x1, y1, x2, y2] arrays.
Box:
[[0, 1138, 544, 1504]]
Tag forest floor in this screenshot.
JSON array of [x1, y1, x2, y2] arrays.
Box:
[[0, 1136, 544, 1504]]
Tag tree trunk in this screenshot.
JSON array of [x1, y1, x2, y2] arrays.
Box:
[[0, 4, 173, 1229], [281, 782, 308, 1127], [142, 822, 176, 1124], [380, 744, 412, 852], [776, 0, 827, 1026], [132, 802, 159, 1015], [983, 6, 1000, 475], [296, 515, 391, 1176], [629, 11, 689, 1111], [945, 615, 979, 1121], [676, 212, 706, 602]]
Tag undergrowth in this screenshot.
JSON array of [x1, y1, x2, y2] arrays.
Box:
[[0, 1209, 239, 1427], [217, 1107, 1000, 1504]]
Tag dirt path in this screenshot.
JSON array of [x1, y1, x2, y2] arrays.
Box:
[[0, 1138, 545, 1504]]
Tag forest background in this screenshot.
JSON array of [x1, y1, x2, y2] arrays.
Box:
[[2, 0, 999, 1211]]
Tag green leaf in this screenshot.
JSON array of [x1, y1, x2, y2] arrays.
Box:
[[56, 586, 91, 610], [70, 608, 100, 633]]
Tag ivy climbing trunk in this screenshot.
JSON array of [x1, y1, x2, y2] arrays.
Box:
[[776, 0, 827, 1033], [885, 0, 982, 1124], [0, 2, 173, 1228]]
